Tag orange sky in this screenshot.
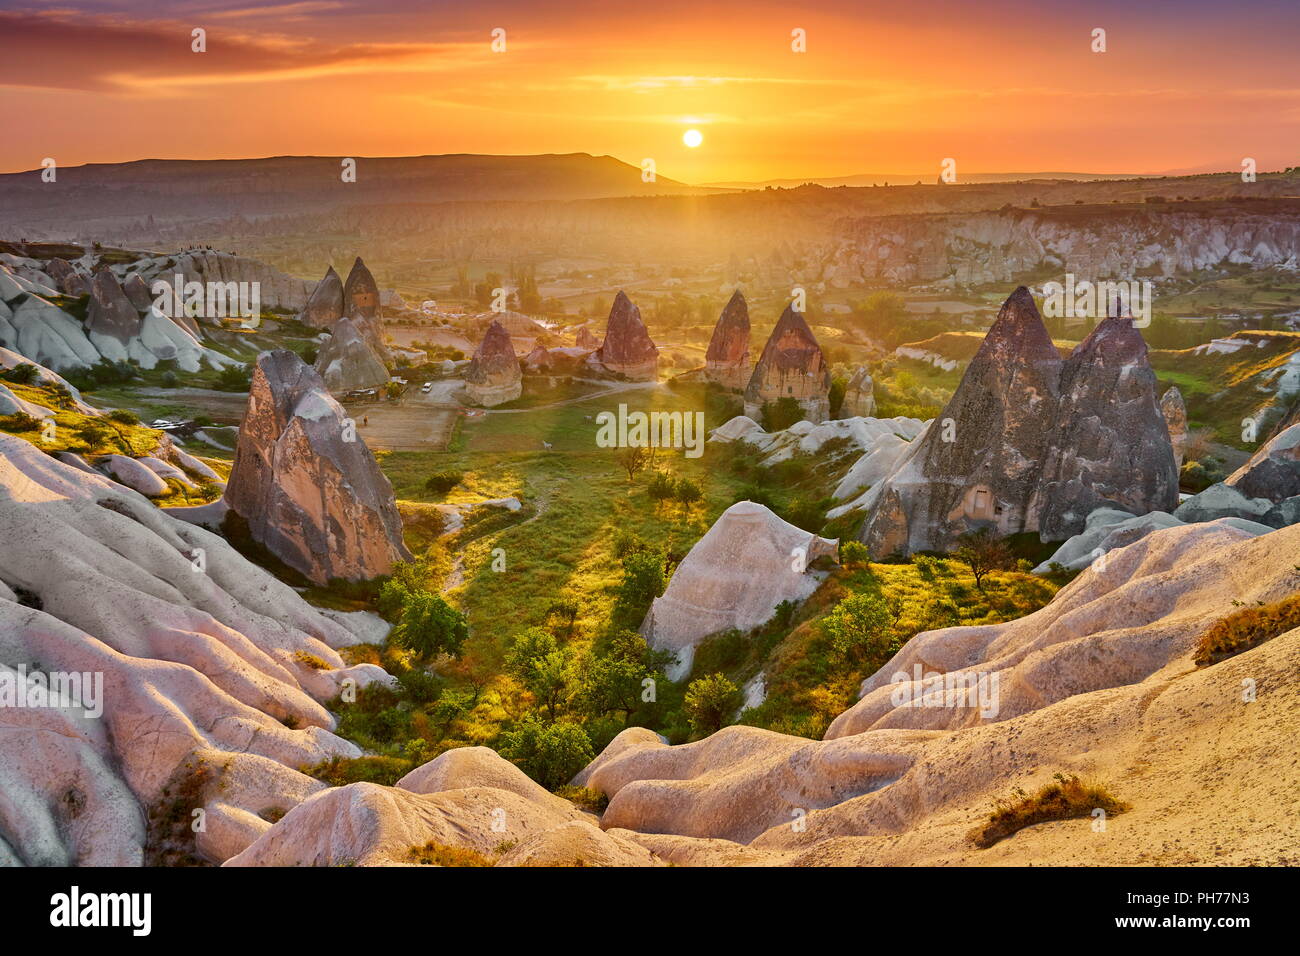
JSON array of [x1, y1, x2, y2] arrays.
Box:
[[1, 1, 1297, 181]]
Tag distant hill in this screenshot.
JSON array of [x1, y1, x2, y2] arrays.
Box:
[[702, 171, 1154, 189], [0, 153, 719, 237]]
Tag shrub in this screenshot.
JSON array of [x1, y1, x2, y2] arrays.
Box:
[[498, 718, 595, 789], [424, 470, 463, 495], [215, 364, 252, 392], [406, 841, 494, 867], [683, 673, 741, 736], [0, 363, 39, 384], [839, 540, 869, 569], [761, 396, 805, 432], [390, 591, 469, 661], [647, 470, 676, 503], [1194, 595, 1300, 666], [107, 408, 140, 425], [554, 785, 610, 814], [673, 476, 703, 508], [969, 773, 1129, 849], [160, 371, 179, 388], [0, 412, 42, 432], [823, 591, 894, 666], [954, 528, 1013, 592], [613, 548, 666, 627]]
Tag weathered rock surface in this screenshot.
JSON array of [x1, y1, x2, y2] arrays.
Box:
[[1225, 421, 1300, 502], [859, 287, 1176, 555], [85, 270, 142, 347], [314, 317, 390, 394], [703, 290, 750, 389], [1161, 386, 1188, 470], [596, 291, 658, 381], [581, 520, 1299, 865], [223, 350, 411, 584], [743, 304, 832, 423], [1032, 507, 1274, 571], [575, 325, 600, 350], [840, 367, 877, 418], [464, 319, 523, 406], [642, 501, 838, 679], [342, 256, 381, 321], [299, 265, 345, 329], [0, 435, 381, 865]]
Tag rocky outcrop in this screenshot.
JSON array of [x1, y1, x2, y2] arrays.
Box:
[[642, 501, 837, 679], [581, 520, 1299, 865], [85, 270, 142, 346], [743, 304, 832, 423], [223, 350, 411, 584], [596, 291, 658, 381], [314, 317, 390, 394], [859, 287, 1177, 555], [1225, 420, 1300, 503], [121, 273, 154, 312], [463, 319, 523, 406], [840, 367, 876, 418], [575, 326, 600, 350], [1030, 315, 1179, 541], [0, 434, 384, 865], [1161, 386, 1188, 470], [299, 265, 345, 329], [342, 257, 381, 322], [703, 290, 750, 389]]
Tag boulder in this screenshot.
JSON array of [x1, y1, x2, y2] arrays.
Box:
[[313, 317, 390, 394], [743, 303, 831, 424], [299, 265, 345, 329], [1174, 482, 1275, 524], [121, 273, 154, 312], [596, 291, 658, 381], [223, 350, 412, 584], [1161, 386, 1188, 470], [98, 454, 170, 497], [703, 290, 750, 389], [1225, 421, 1300, 502], [1034, 507, 1274, 571], [463, 319, 522, 407], [642, 501, 838, 679]]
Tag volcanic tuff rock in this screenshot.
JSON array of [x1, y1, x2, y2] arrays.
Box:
[[314, 317, 390, 394], [1160, 386, 1188, 470], [575, 325, 600, 350], [223, 350, 411, 584], [596, 291, 659, 380], [464, 319, 523, 406], [1226, 418, 1300, 503], [703, 290, 751, 389], [840, 367, 877, 418], [0, 435, 385, 865], [299, 265, 345, 329], [858, 287, 1177, 555], [121, 272, 154, 312], [743, 304, 832, 424], [582, 520, 1298, 865], [342, 256, 381, 321], [642, 501, 838, 679], [1030, 315, 1179, 540], [85, 269, 142, 345]]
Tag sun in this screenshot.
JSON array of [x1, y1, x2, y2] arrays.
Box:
[[682, 128, 703, 148]]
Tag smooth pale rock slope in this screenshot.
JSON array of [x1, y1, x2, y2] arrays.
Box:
[[314, 316, 390, 394], [0, 435, 390, 866], [227, 746, 659, 867], [223, 350, 412, 585], [642, 501, 838, 679], [582, 520, 1300, 866]]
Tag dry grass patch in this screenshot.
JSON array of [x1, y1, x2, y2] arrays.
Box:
[[1194, 594, 1300, 666], [969, 773, 1129, 849], [406, 841, 495, 867]]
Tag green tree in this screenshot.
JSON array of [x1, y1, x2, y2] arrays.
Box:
[[823, 591, 893, 665], [613, 548, 666, 627], [391, 591, 469, 662], [683, 673, 741, 736], [498, 718, 595, 789], [954, 527, 1013, 593], [673, 476, 703, 509]]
